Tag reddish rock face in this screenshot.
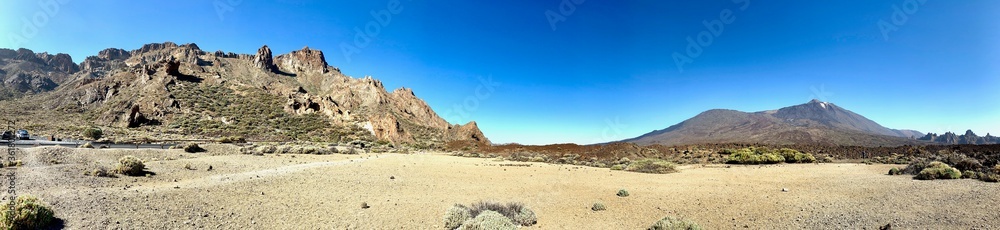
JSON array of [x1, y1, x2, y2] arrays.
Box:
[[275, 47, 330, 75]]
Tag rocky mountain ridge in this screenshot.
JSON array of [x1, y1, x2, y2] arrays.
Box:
[[919, 130, 1000, 145], [0, 42, 488, 146]]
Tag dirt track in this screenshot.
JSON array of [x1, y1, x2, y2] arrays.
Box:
[[11, 145, 1000, 229]]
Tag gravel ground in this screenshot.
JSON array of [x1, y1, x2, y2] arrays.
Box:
[[8, 145, 1000, 229]]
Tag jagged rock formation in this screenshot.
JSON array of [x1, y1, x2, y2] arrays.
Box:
[[275, 46, 332, 74], [0, 42, 489, 146], [0, 48, 79, 99], [919, 130, 1000, 144], [253, 45, 275, 72]]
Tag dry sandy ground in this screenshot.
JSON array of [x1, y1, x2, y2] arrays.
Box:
[[9, 145, 1000, 229]]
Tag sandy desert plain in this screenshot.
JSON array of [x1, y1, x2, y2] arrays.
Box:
[[6, 144, 999, 229]]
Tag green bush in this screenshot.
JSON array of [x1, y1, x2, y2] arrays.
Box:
[[0, 195, 55, 229], [116, 155, 145, 176], [82, 127, 103, 140], [617, 189, 629, 197], [610, 164, 625, 170], [915, 161, 961, 180], [963, 170, 978, 179], [624, 158, 678, 174], [726, 147, 815, 164], [591, 203, 607, 211], [457, 210, 515, 230], [981, 173, 1000, 183], [443, 204, 471, 230], [648, 216, 702, 230], [888, 167, 901, 175], [776, 148, 816, 163]]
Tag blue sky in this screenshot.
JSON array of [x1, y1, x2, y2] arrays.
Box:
[[2, 0, 998, 144]]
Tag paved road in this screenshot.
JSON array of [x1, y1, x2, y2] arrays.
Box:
[[1, 137, 178, 149]]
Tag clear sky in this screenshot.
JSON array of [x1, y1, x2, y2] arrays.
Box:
[[2, 1, 998, 145]]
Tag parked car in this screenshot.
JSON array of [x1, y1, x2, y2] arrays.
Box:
[[1, 131, 12, 140], [15, 130, 29, 140]]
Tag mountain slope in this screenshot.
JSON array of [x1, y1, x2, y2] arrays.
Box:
[[622, 100, 922, 147], [0, 48, 79, 99], [0, 42, 488, 146]]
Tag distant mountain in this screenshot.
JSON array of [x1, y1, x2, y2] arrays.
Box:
[[0, 42, 488, 146], [620, 99, 922, 147], [919, 130, 1000, 145], [0, 48, 80, 99]]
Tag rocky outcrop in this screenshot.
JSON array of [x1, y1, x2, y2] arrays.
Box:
[[253, 45, 275, 72], [35, 53, 79, 73], [0, 48, 78, 98], [275, 46, 331, 74], [449, 121, 491, 144], [921, 130, 1000, 145], [368, 114, 413, 143], [99, 48, 131, 61]]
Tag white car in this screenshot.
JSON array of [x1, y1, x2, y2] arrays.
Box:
[[15, 130, 29, 140]]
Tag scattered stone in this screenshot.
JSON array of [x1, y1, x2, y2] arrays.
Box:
[[361, 202, 370, 209], [782, 188, 789, 192]]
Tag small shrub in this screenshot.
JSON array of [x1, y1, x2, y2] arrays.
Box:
[[981, 173, 1000, 183], [443, 204, 471, 230], [617, 189, 629, 197], [947, 155, 982, 172], [2, 160, 22, 167], [116, 156, 145, 176], [591, 203, 606, 211], [84, 166, 113, 177], [648, 216, 702, 230], [184, 163, 195, 170], [528, 156, 546, 162], [0, 195, 55, 229], [902, 160, 931, 175], [82, 127, 103, 140], [258, 145, 277, 154], [79, 142, 94, 148], [610, 164, 626, 170], [457, 210, 516, 230], [915, 161, 961, 180], [963, 170, 977, 179], [888, 167, 901, 175], [466, 201, 536, 226], [510, 205, 536, 226], [183, 143, 206, 153], [625, 158, 678, 174]]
